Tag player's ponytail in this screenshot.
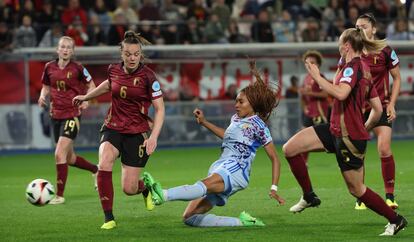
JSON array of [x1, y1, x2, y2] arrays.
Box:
[[341, 28, 386, 54]]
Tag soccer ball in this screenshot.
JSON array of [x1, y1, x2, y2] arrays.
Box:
[[25, 179, 55, 206]]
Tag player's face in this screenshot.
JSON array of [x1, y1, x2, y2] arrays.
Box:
[[355, 18, 376, 40], [235, 92, 254, 118], [56, 39, 74, 61], [121, 43, 141, 72], [304, 56, 318, 67]]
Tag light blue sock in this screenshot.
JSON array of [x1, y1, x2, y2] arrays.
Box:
[[184, 214, 242, 227], [164, 181, 207, 201]]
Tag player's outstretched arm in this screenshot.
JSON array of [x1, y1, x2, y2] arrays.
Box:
[[73, 80, 110, 106], [193, 108, 225, 139], [79, 79, 97, 110], [263, 142, 285, 205], [387, 66, 401, 122], [38, 84, 50, 108]]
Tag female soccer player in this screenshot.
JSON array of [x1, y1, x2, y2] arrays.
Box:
[[73, 31, 165, 229], [354, 13, 401, 210], [38, 36, 98, 205], [299, 50, 330, 163], [282, 28, 407, 236], [143, 61, 285, 227]]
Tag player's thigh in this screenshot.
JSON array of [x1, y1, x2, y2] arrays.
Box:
[[183, 197, 214, 220], [283, 126, 325, 157], [98, 141, 119, 171], [121, 164, 142, 193], [373, 125, 393, 156], [55, 136, 74, 163], [201, 173, 225, 194]]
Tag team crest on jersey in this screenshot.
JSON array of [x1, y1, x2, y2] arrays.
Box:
[[343, 67, 353, 77], [152, 81, 161, 91], [66, 71, 72, 79], [133, 77, 141, 86]]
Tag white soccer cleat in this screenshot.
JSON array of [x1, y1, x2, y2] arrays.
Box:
[[49, 196, 65, 205], [289, 196, 321, 213], [379, 215, 408, 236]]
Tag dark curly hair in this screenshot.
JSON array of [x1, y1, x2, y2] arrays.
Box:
[[240, 60, 280, 122]]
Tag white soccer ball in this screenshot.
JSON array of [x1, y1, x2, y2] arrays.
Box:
[[25, 179, 55, 206]]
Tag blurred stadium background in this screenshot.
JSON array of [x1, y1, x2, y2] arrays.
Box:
[[1, 1, 414, 241]]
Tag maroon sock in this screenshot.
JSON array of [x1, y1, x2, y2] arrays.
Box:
[[359, 187, 398, 223], [137, 179, 146, 194], [97, 170, 113, 213], [71, 156, 98, 173], [56, 163, 68, 197], [302, 152, 309, 163], [381, 155, 395, 194], [286, 154, 313, 194]]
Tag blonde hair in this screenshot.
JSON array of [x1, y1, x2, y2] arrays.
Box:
[[58, 36, 75, 49], [241, 60, 280, 122], [340, 28, 387, 54]]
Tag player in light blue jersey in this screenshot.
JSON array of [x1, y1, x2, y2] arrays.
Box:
[[143, 61, 285, 227]]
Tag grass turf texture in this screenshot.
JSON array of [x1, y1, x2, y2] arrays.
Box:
[[0, 140, 413, 241]]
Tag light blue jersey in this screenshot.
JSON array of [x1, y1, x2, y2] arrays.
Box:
[[207, 114, 272, 206]]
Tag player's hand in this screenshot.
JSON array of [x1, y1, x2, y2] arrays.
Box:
[[386, 104, 396, 122], [79, 100, 89, 110], [193, 108, 206, 125], [305, 61, 320, 80], [269, 190, 285, 205], [73, 95, 86, 107], [143, 136, 157, 155], [38, 96, 47, 108]]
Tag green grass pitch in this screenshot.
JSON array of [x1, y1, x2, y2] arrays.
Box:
[[0, 140, 413, 241]]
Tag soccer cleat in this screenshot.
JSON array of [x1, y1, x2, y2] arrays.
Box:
[[379, 215, 408, 236], [142, 172, 165, 205], [355, 200, 367, 210], [101, 220, 116, 230], [386, 198, 399, 210], [49, 196, 65, 205], [143, 191, 155, 211], [239, 211, 265, 226], [289, 196, 321, 213]]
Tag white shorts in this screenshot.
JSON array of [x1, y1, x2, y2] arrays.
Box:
[[206, 158, 250, 206]]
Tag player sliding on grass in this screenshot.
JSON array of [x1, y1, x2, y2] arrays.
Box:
[[283, 28, 407, 236], [143, 61, 285, 227]]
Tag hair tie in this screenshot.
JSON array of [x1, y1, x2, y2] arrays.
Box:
[[356, 28, 361, 33]]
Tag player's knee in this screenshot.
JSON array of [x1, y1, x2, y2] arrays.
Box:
[[54, 151, 66, 163], [378, 144, 391, 157], [282, 143, 294, 157], [347, 185, 364, 198], [122, 186, 137, 195], [183, 214, 197, 226]]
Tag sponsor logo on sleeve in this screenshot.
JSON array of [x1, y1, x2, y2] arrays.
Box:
[[152, 81, 161, 91], [152, 90, 162, 97], [343, 67, 353, 77], [391, 50, 399, 65], [83, 68, 92, 81]]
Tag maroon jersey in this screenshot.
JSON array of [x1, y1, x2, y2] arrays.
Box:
[[361, 46, 399, 107], [301, 73, 329, 119], [330, 57, 378, 140], [104, 63, 163, 134], [41, 60, 92, 119]]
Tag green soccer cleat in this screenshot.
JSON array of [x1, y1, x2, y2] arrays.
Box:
[[142, 172, 165, 205], [143, 190, 155, 211], [239, 211, 265, 226], [101, 220, 116, 230]]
